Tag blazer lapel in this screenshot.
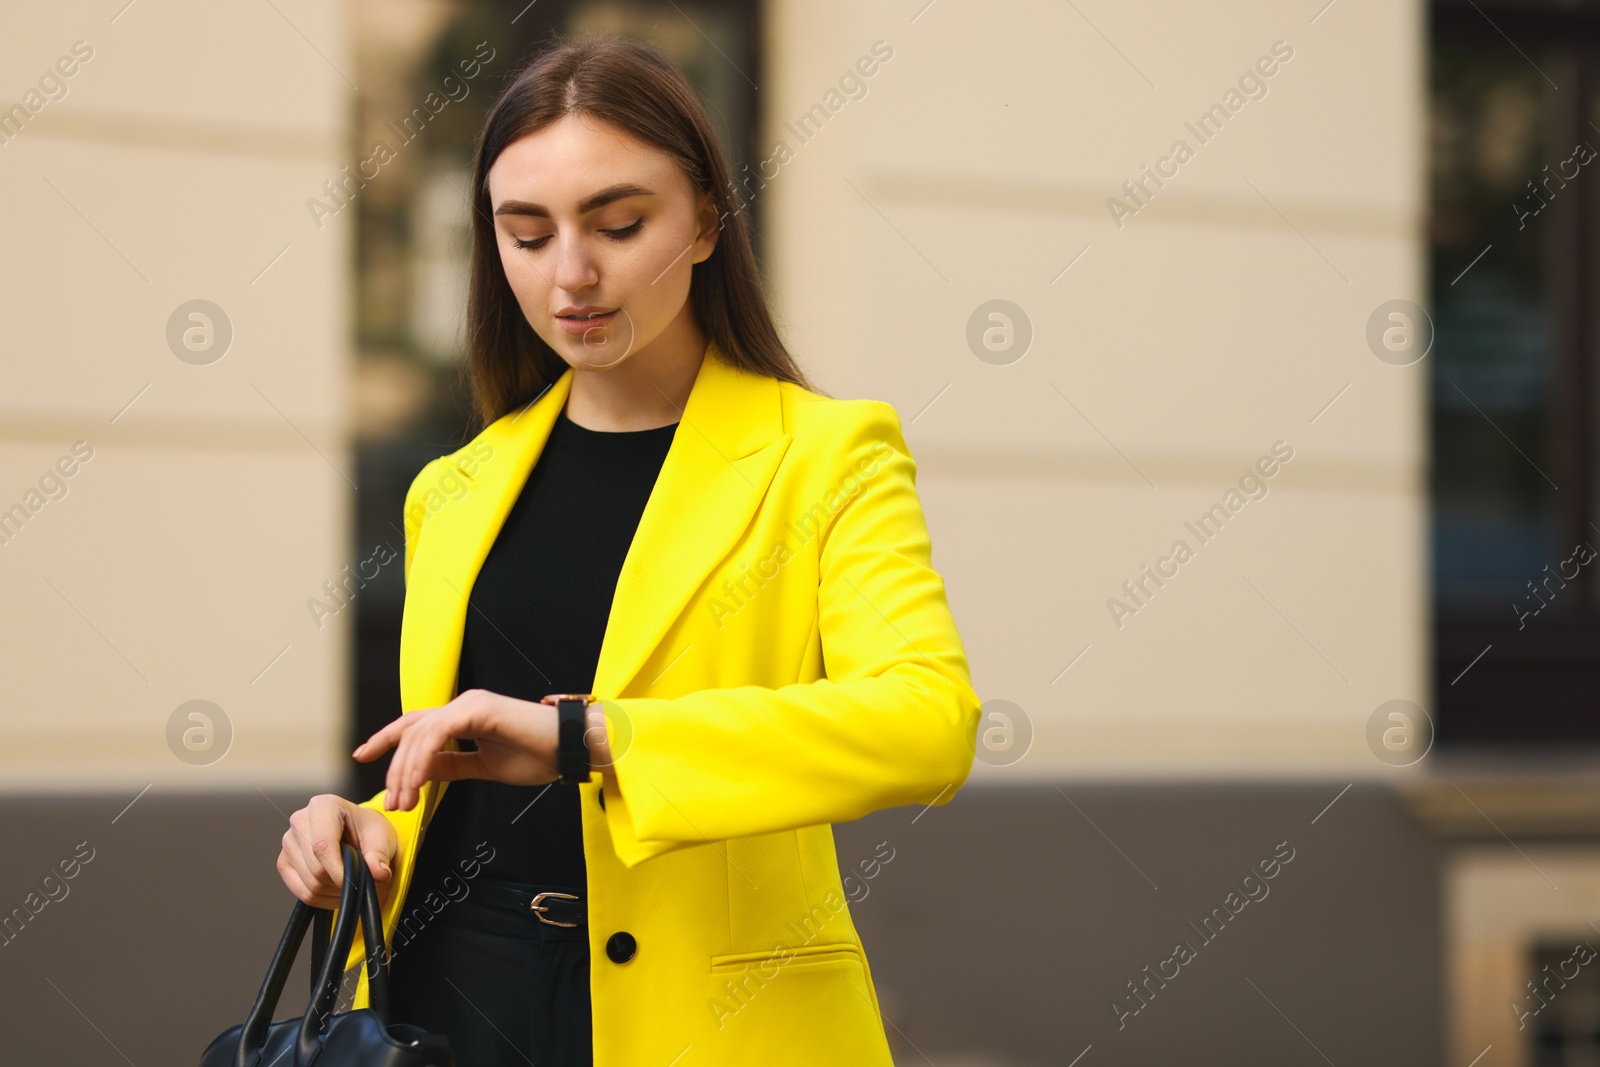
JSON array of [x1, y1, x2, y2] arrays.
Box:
[[399, 340, 792, 718], [397, 371, 565, 717], [595, 344, 791, 697]]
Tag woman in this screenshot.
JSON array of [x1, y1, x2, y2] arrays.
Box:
[[275, 34, 981, 1067]]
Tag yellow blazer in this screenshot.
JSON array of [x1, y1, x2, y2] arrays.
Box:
[[338, 341, 981, 1065]]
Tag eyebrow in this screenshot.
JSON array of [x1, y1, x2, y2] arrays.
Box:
[[493, 182, 657, 219]]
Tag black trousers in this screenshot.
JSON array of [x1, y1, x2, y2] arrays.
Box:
[[386, 878, 593, 1067]]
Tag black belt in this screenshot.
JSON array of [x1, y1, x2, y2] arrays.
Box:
[[466, 880, 587, 928]]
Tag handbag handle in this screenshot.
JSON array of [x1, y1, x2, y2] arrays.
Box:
[[332, 842, 393, 1020], [309, 899, 329, 1000], [234, 843, 392, 1067], [305, 853, 390, 1016]]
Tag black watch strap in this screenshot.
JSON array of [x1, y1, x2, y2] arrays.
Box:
[[555, 697, 590, 785]]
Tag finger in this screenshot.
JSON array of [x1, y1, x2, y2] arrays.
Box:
[[389, 717, 444, 811], [412, 703, 491, 799], [384, 708, 443, 810], [277, 851, 314, 904], [383, 720, 410, 809], [280, 828, 319, 895], [390, 706, 474, 810], [353, 712, 414, 762], [356, 710, 416, 758], [399, 722, 470, 809], [279, 850, 339, 908], [308, 800, 353, 890], [281, 817, 334, 895], [364, 851, 392, 884], [348, 818, 395, 884], [353, 831, 392, 882], [383, 723, 413, 810]]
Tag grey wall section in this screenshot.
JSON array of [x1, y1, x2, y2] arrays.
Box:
[[0, 793, 325, 1065], [832, 782, 1443, 1067], [0, 784, 1439, 1065]]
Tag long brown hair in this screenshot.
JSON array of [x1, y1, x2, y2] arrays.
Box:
[[461, 33, 825, 432]]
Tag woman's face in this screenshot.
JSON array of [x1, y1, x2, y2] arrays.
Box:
[[486, 113, 719, 371]]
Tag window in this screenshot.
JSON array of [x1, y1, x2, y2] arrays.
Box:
[[346, 0, 766, 801], [1431, 0, 1600, 744]]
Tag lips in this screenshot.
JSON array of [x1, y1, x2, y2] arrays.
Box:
[[555, 308, 619, 335]]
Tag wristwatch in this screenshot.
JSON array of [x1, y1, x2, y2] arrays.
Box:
[[540, 694, 594, 785]]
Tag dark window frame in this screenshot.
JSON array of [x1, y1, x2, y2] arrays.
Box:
[[1432, 0, 1600, 745]]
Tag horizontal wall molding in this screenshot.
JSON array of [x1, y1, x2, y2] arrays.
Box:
[[0, 410, 348, 453], [5, 106, 341, 161], [0, 417, 1416, 491], [913, 441, 1421, 492], [859, 169, 1418, 239]]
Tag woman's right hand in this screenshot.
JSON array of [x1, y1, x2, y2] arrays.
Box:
[[276, 794, 399, 910]]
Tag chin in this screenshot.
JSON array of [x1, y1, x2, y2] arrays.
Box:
[[553, 315, 654, 370], [570, 352, 635, 371]]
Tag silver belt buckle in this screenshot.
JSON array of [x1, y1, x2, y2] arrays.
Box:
[[529, 890, 580, 927]]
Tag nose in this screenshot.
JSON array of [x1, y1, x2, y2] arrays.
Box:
[[552, 231, 600, 294]]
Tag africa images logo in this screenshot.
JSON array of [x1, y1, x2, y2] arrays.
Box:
[[1106, 441, 1295, 629]]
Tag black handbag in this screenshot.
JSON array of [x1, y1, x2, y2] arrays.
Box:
[[199, 842, 455, 1066]]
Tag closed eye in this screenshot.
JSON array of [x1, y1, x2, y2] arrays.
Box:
[[512, 218, 644, 250], [604, 218, 644, 240]]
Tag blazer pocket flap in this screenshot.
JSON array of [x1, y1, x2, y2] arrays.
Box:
[[709, 941, 862, 973]]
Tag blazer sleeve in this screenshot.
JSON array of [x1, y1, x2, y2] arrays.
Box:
[[599, 401, 982, 868], [354, 455, 442, 828], [340, 457, 442, 974]]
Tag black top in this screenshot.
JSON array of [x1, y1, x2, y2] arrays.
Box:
[[404, 405, 679, 893]]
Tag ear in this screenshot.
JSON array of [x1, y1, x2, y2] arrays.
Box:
[[691, 191, 722, 265]]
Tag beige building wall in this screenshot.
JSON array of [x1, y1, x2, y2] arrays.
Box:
[[0, 1, 352, 791], [764, 0, 1427, 778], [0, 0, 1425, 786]]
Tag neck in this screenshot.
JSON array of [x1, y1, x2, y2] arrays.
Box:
[[563, 313, 706, 431]]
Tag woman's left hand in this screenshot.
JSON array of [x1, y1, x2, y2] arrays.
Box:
[[352, 688, 559, 812]]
